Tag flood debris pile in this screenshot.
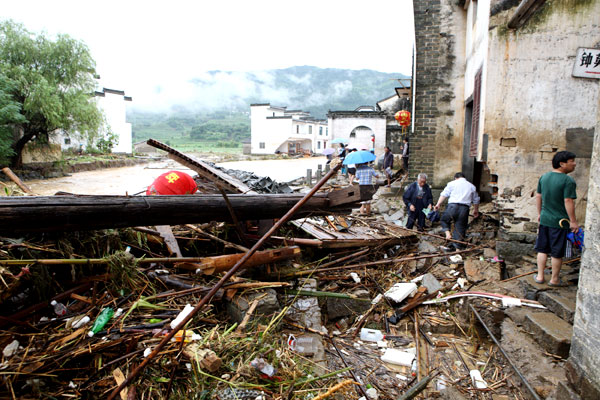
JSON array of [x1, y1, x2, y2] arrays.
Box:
[[0, 142, 577, 399]]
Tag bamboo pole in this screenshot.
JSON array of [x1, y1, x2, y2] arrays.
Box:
[[2, 167, 34, 194]]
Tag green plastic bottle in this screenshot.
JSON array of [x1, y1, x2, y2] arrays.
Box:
[[87, 308, 114, 337]]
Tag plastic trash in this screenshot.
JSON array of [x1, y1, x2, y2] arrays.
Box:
[[380, 348, 415, 367], [250, 357, 276, 377], [449, 254, 463, 263], [288, 334, 317, 356], [366, 387, 379, 400], [360, 328, 385, 342], [470, 369, 488, 389], [2, 340, 19, 358], [87, 308, 114, 337], [384, 282, 418, 303], [350, 272, 361, 283], [50, 300, 67, 316], [170, 304, 194, 330], [71, 315, 91, 329], [371, 293, 383, 305], [172, 329, 202, 343], [501, 297, 522, 307]]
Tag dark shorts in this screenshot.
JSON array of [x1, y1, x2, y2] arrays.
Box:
[[347, 167, 356, 175], [359, 184, 377, 201], [535, 225, 568, 258]]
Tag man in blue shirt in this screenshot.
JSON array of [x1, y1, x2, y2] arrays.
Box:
[[434, 172, 480, 250], [403, 173, 433, 231]]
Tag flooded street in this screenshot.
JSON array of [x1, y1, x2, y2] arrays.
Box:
[[23, 156, 328, 195]]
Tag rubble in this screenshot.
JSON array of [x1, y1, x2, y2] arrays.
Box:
[[0, 143, 580, 399]]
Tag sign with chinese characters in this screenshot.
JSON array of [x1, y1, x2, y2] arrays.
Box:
[[573, 48, 600, 79]]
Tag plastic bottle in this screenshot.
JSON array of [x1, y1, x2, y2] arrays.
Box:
[[360, 328, 385, 342], [87, 308, 114, 337], [50, 300, 67, 316], [288, 335, 317, 356], [72, 315, 91, 329], [250, 357, 276, 377], [170, 304, 194, 330]]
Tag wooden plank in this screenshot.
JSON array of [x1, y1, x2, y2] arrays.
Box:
[[147, 139, 256, 194], [0, 194, 338, 235], [155, 225, 182, 257], [327, 185, 362, 206], [175, 246, 301, 274]]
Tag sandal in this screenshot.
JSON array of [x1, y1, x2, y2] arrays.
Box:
[[548, 279, 567, 287], [533, 276, 545, 284]]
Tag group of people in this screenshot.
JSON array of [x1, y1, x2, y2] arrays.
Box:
[[399, 150, 579, 288], [339, 137, 579, 287]]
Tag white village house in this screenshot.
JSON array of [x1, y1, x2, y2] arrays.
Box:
[[53, 87, 133, 154], [250, 104, 328, 155]]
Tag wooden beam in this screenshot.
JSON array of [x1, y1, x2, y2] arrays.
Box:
[[507, 0, 547, 29]]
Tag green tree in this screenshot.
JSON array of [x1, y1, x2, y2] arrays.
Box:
[[0, 74, 26, 166], [0, 20, 103, 167]]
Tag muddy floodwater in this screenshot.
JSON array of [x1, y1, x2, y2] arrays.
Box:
[[24, 156, 329, 196]]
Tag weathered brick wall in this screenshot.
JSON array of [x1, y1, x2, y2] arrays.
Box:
[[569, 119, 600, 398], [412, 0, 466, 188]]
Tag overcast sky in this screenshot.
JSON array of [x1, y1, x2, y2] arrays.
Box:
[[3, 0, 415, 111]]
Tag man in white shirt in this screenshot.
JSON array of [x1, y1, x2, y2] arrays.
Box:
[[433, 172, 480, 250]]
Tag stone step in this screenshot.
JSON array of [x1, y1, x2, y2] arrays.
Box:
[[549, 381, 582, 400], [522, 311, 573, 358], [537, 290, 577, 324]]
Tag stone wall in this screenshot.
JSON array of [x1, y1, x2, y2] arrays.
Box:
[[486, 0, 600, 226], [412, 0, 467, 188], [568, 95, 600, 399]]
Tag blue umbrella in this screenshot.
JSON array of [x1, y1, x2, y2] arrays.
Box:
[[331, 138, 348, 144], [343, 150, 376, 165]]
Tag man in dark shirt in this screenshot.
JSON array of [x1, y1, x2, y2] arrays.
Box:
[[403, 173, 433, 231], [383, 146, 394, 187]]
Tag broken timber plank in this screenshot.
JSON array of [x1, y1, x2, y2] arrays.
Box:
[[146, 138, 256, 194], [155, 225, 183, 257], [175, 246, 301, 274]]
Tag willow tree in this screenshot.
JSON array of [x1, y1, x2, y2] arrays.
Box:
[[0, 20, 103, 167]]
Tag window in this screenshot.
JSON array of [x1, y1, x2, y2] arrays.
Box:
[[309, 126, 312, 134], [326, 128, 329, 136], [296, 125, 299, 134], [319, 127, 323, 135], [318, 141, 321, 149], [350, 132, 356, 139], [259, 142, 265, 149], [272, 112, 275, 116], [64, 138, 71, 145]]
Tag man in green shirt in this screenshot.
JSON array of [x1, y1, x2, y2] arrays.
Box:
[[534, 151, 579, 286]]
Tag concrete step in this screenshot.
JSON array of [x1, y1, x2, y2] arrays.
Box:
[[537, 290, 577, 324], [522, 311, 573, 358]]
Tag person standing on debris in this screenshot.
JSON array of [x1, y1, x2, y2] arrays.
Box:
[[356, 162, 379, 215], [346, 148, 357, 185], [400, 138, 409, 174], [383, 146, 394, 187], [434, 172, 480, 250], [403, 173, 433, 231], [533, 151, 578, 287], [338, 144, 348, 175]]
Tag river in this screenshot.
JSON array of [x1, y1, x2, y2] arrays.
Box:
[[22, 156, 329, 196]]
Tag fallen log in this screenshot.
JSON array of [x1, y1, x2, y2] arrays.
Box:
[[0, 193, 352, 235]]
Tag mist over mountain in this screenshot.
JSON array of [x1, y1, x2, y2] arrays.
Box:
[[132, 66, 409, 118]]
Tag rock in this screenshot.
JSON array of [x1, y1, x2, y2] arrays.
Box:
[[418, 240, 438, 253], [388, 209, 405, 220], [226, 289, 280, 324], [421, 273, 442, 294], [326, 289, 371, 319], [483, 248, 497, 258], [286, 278, 324, 331], [464, 259, 501, 282], [373, 199, 390, 214]]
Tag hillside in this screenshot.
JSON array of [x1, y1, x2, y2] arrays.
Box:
[[130, 66, 409, 147]]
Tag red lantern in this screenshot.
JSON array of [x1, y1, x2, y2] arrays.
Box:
[[394, 110, 411, 127], [146, 171, 198, 195]]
